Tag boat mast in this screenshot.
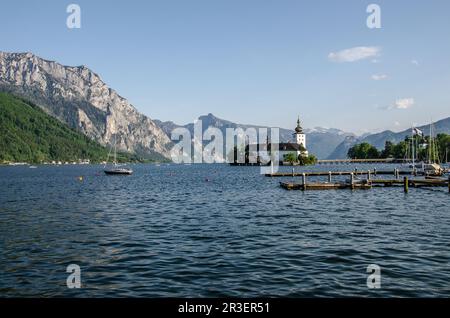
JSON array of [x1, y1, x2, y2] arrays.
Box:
[[411, 126, 415, 168], [432, 123, 440, 164], [429, 123, 432, 164], [114, 135, 117, 166]]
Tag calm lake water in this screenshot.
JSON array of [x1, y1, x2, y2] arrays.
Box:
[[0, 163, 449, 297]]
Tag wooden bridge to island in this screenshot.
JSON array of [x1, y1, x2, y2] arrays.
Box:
[[265, 168, 424, 178], [230, 158, 409, 166], [316, 158, 408, 164]]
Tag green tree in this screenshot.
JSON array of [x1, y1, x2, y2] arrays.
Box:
[[347, 143, 380, 159], [436, 133, 450, 162], [381, 140, 394, 158], [298, 154, 317, 166], [283, 152, 298, 164]]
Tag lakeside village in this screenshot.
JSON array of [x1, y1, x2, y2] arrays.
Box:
[[5, 159, 93, 166]]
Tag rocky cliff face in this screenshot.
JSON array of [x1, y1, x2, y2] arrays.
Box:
[[0, 52, 172, 159]]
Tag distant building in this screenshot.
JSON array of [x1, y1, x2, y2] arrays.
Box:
[[275, 117, 308, 160], [294, 117, 307, 150], [242, 116, 309, 164]]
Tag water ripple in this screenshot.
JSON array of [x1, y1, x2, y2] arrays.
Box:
[[1, 164, 450, 297]]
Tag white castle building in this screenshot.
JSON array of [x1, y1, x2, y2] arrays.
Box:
[[272, 117, 308, 162], [294, 117, 307, 150], [242, 116, 309, 164]]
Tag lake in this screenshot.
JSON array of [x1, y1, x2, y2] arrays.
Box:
[[0, 163, 449, 297]]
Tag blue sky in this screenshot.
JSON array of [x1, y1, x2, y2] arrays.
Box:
[[1, 0, 450, 134]]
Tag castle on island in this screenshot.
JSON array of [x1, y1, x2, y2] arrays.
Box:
[[269, 117, 309, 162], [241, 116, 309, 164]]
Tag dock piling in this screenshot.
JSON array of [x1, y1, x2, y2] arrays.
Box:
[[350, 173, 355, 189], [328, 171, 332, 183], [404, 177, 409, 193], [302, 173, 306, 191]]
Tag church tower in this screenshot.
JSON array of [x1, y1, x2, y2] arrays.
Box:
[[294, 116, 306, 149]]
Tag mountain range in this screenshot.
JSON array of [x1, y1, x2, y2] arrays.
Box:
[[1, 51, 449, 161], [155, 114, 354, 159], [329, 117, 450, 159]]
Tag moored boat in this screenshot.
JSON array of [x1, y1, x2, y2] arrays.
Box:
[[104, 135, 133, 176], [104, 167, 133, 175]]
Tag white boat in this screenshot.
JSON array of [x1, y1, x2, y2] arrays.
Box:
[[104, 136, 133, 176], [423, 163, 444, 175], [423, 122, 444, 175], [403, 123, 444, 175]]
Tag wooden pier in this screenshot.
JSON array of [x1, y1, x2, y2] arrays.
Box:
[[280, 181, 372, 191], [278, 173, 450, 192], [369, 178, 448, 187]]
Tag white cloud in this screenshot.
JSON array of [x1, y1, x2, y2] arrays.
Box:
[[393, 98, 414, 109], [328, 46, 381, 63], [411, 59, 419, 66], [394, 121, 400, 126], [378, 98, 415, 111], [371, 74, 388, 81]]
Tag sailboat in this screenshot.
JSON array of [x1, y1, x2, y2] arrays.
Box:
[[403, 126, 424, 170], [423, 122, 444, 176], [104, 136, 133, 175]]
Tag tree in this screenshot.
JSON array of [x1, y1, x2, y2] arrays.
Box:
[[381, 140, 394, 158], [347, 143, 380, 159], [283, 152, 297, 164], [298, 154, 317, 166], [348, 134, 450, 162], [436, 133, 450, 162]]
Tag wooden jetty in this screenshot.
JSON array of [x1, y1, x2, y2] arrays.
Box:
[[280, 181, 372, 191], [279, 173, 450, 192], [370, 178, 448, 187]]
